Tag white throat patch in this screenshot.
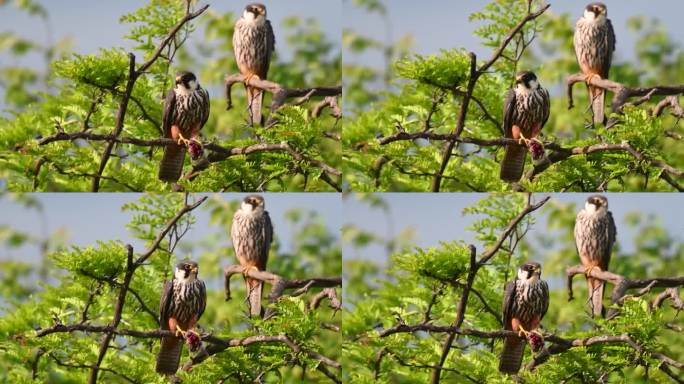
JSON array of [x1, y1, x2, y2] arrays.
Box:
[[585, 201, 597, 214]]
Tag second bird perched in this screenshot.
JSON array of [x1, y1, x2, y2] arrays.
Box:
[[231, 195, 274, 318], [233, 3, 276, 127], [574, 195, 616, 318], [574, 2, 616, 126]]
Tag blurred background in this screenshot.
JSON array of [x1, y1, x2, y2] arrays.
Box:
[[343, 193, 684, 287], [0, 0, 341, 110]]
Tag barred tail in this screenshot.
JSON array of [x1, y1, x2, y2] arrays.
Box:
[[499, 336, 525, 374], [589, 85, 605, 126], [246, 86, 264, 126], [588, 277, 605, 318], [500, 144, 526, 182], [156, 336, 182, 375], [158, 143, 185, 182], [247, 277, 263, 318]]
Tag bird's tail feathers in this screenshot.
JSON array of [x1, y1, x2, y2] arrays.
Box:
[[499, 336, 525, 374], [500, 143, 526, 182], [246, 87, 264, 126], [156, 335, 182, 374], [246, 277, 263, 318], [589, 85, 606, 126], [588, 277, 605, 318], [159, 143, 185, 182]]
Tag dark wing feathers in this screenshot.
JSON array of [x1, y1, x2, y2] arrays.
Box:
[[262, 211, 274, 264], [540, 280, 550, 319], [603, 19, 616, 77], [162, 89, 176, 138], [198, 280, 207, 319], [502, 280, 516, 330], [541, 88, 551, 128], [502, 89, 517, 137], [200, 87, 210, 128], [261, 20, 276, 77], [159, 281, 173, 329]]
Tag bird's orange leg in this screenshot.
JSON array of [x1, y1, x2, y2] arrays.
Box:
[[242, 265, 260, 277], [516, 323, 530, 338], [176, 132, 191, 147], [585, 73, 602, 85], [518, 132, 531, 147], [244, 74, 261, 86], [584, 265, 602, 276], [174, 324, 187, 338]]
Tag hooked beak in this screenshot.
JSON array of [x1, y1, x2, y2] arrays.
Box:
[[175, 76, 182, 85], [191, 266, 198, 273]]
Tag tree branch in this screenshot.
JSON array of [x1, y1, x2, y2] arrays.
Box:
[[566, 72, 684, 113]]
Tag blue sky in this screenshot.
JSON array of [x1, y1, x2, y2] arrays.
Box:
[[344, 0, 684, 70], [343, 193, 684, 266], [0, 193, 342, 264]]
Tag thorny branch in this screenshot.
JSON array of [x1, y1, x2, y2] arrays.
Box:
[[81, 194, 206, 384], [90, 1, 209, 192], [224, 73, 342, 126], [37, 132, 342, 191], [566, 264, 684, 317], [430, 3, 550, 192], [378, 131, 684, 191], [566, 73, 684, 115], [430, 194, 549, 383]]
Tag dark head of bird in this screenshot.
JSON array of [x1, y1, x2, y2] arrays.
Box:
[[175, 260, 199, 281], [244, 3, 267, 20], [175, 71, 198, 91], [585, 195, 609, 212], [515, 71, 539, 90], [518, 262, 542, 281], [585, 2, 607, 19], [242, 195, 266, 212]]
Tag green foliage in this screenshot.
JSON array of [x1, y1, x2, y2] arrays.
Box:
[[343, 0, 684, 192], [0, 1, 341, 192], [0, 194, 341, 383], [343, 193, 684, 383]]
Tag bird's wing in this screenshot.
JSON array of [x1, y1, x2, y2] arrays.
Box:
[[198, 280, 207, 320], [540, 280, 550, 319], [261, 20, 276, 77], [604, 210, 617, 268], [503, 89, 517, 138], [602, 19, 616, 77], [162, 88, 176, 138], [502, 280, 516, 330], [541, 87, 551, 128], [159, 280, 174, 330], [262, 211, 274, 266], [200, 87, 210, 129]]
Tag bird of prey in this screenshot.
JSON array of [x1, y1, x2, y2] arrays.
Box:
[[233, 3, 275, 126], [574, 2, 615, 126], [156, 260, 207, 375], [574, 195, 616, 318], [158, 71, 210, 183], [499, 262, 549, 374], [231, 195, 273, 317], [500, 71, 550, 182]]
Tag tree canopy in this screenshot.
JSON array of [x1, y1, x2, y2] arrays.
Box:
[[0, 0, 341, 192], [343, 0, 684, 192], [343, 193, 684, 383], [0, 193, 342, 383]]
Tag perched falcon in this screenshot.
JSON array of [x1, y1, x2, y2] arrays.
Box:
[[499, 262, 549, 374], [158, 71, 210, 183], [233, 3, 275, 126], [231, 195, 273, 317], [574, 2, 615, 126], [156, 260, 207, 375], [500, 71, 550, 182], [574, 195, 616, 318]]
